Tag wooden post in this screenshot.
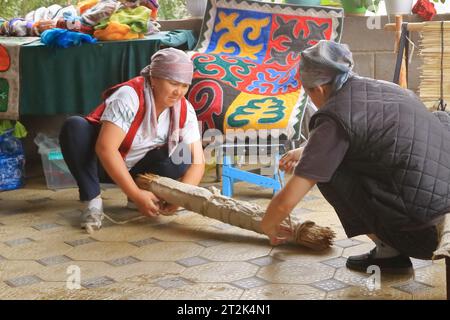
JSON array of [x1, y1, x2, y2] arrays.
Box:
[[384, 22, 425, 32], [395, 15, 408, 88]]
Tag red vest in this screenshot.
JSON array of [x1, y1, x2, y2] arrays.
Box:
[[86, 76, 188, 158]]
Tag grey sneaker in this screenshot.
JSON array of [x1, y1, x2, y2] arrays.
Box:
[[80, 207, 104, 231]]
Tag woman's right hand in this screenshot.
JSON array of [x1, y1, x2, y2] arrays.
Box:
[[132, 190, 160, 217], [279, 148, 303, 174]]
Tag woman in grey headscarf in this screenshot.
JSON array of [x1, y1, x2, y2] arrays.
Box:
[[60, 48, 205, 231], [261, 40, 450, 274]]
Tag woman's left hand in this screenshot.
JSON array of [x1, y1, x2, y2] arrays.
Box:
[[260, 220, 293, 246], [159, 202, 179, 215]]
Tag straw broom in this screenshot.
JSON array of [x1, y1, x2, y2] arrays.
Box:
[[418, 22, 450, 110], [136, 173, 335, 251], [384, 21, 450, 110]]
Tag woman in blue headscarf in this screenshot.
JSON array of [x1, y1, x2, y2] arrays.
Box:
[[261, 40, 450, 274]]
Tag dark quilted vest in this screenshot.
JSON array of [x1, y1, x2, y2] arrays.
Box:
[[310, 76, 450, 229]]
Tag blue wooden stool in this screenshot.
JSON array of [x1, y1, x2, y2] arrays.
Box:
[[219, 144, 285, 197]]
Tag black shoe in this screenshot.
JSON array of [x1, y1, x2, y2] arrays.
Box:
[[346, 248, 413, 274]]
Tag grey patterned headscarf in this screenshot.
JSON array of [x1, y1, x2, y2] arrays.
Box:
[[141, 47, 193, 85], [299, 40, 354, 92]]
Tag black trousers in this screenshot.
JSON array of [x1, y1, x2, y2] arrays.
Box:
[[317, 169, 439, 260], [59, 116, 189, 202]]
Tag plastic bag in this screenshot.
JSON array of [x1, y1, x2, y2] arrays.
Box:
[[0, 128, 25, 191], [33, 132, 77, 190], [33, 132, 60, 154]]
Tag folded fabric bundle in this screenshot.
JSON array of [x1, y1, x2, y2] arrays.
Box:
[[145, 19, 160, 35], [29, 20, 56, 37], [51, 5, 79, 22], [120, 0, 159, 19], [0, 18, 33, 37], [142, 0, 159, 20], [41, 28, 97, 48], [119, 0, 141, 7], [120, 0, 159, 10], [25, 5, 78, 23], [22, 5, 80, 36], [45, 4, 63, 19], [56, 19, 94, 35], [63, 10, 83, 22], [95, 6, 150, 34], [160, 30, 197, 50], [0, 19, 7, 36], [77, 0, 100, 15], [140, 0, 159, 10], [82, 0, 120, 26], [93, 21, 142, 40], [25, 5, 61, 22]]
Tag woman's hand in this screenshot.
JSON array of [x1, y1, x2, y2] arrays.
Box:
[[159, 202, 179, 216], [260, 219, 293, 246], [132, 189, 160, 217], [261, 175, 316, 246], [279, 148, 303, 174]]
